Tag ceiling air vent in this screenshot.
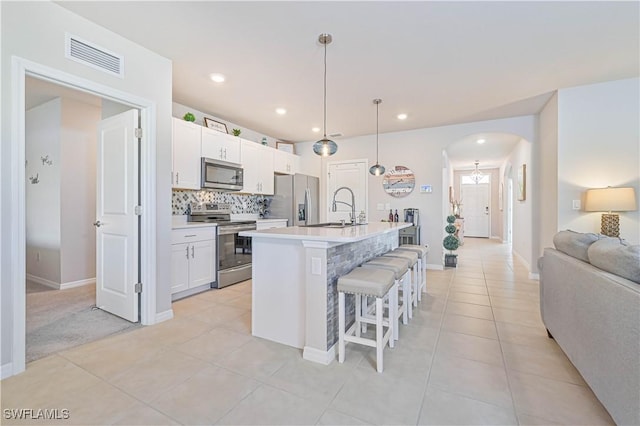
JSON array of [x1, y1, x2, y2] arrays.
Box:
[[65, 34, 124, 78], [328, 132, 343, 138]]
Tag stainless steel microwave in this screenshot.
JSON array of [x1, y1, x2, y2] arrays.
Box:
[[201, 158, 244, 191]]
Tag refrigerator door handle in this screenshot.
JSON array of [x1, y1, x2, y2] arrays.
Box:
[[304, 188, 310, 225]]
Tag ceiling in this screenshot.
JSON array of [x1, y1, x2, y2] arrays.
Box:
[[53, 2, 638, 152], [26, 76, 101, 110], [447, 133, 522, 170]]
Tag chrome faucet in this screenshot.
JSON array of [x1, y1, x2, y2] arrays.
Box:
[[331, 186, 356, 225]]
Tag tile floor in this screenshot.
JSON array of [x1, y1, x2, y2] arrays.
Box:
[[1, 239, 615, 425]]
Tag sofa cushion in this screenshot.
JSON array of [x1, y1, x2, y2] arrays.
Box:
[[553, 230, 601, 262], [588, 238, 640, 284]]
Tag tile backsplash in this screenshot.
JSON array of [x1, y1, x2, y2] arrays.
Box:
[[172, 189, 270, 215]]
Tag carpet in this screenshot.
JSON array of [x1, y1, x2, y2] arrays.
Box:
[[26, 281, 140, 362]]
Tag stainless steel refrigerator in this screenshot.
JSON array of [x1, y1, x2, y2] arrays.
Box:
[[271, 174, 319, 226]]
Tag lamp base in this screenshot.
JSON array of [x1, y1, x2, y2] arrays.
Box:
[[600, 213, 620, 237]]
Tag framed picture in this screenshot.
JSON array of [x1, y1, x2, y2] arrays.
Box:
[[276, 141, 295, 154], [517, 164, 526, 201], [203, 117, 228, 134]]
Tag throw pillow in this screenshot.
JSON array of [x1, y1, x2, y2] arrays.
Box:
[[553, 230, 601, 262], [588, 238, 640, 284]]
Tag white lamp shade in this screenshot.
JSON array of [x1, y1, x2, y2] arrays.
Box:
[[584, 187, 637, 212]]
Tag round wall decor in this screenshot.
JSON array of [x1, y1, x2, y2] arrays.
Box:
[[382, 166, 415, 197]]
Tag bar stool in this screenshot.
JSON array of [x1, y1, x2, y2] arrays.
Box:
[[396, 244, 429, 300], [384, 250, 419, 309], [338, 267, 396, 373], [361, 256, 411, 341]]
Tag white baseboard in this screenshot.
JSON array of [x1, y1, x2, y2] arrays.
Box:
[[26, 274, 59, 289], [491, 236, 501, 240], [26, 274, 94, 290], [512, 250, 531, 272], [1, 362, 14, 379], [60, 278, 94, 290], [303, 344, 335, 365], [426, 263, 444, 271], [529, 272, 540, 281], [154, 309, 174, 324]]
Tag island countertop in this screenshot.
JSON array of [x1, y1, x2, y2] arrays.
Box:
[[240, 221, 411, 243]]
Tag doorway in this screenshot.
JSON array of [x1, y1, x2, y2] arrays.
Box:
[[10, 57, 157, 377], [24, 77, 141, 362]]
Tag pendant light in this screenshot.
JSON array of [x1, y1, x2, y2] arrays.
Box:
[[313, 33, 338, 157], [470, 160, 483, 183], [369, 99, 386, 176]]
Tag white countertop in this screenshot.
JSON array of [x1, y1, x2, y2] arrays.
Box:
[[241, 221, 411, 243], [257, 218, 288, 223], [172, 215, 218, 229]]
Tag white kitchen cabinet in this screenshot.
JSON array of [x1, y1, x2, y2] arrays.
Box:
[[170, 227, 216, 294], [256, 219, 288, 230], [274, 149, 299, 175], [201, 127, 241, 164], [240, 139, 274, 195], [172, 117, 201, 189]]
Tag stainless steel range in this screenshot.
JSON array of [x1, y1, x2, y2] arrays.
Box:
[[188, 203, 256, 288]]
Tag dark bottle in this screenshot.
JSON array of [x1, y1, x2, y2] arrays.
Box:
[[388, 209, 394, 221], [394, 209, 399, 222]]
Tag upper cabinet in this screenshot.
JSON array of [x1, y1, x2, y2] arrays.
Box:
[[201, 127, 241, 164], [274, 149, 299, 175], [172, 118, 201, 189], [240, 140, 274, 195]]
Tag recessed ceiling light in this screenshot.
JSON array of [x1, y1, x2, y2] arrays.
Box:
[[477, 139, 486, 144], [311, 127, 320, 133], [275, 108, 287, 115], [209, 73, 225, 83], [397, 113, 408, 120]]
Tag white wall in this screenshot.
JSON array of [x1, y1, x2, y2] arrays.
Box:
[[60, 98, 100, 284], [557, 77, 640, 243], [1, 1, 173, 370], [26, 97, 100, 286], [504, 139, 534, 270], [297, 115, 536, 266], [537, 92, 559, 255], [26, 99, 62, 284]]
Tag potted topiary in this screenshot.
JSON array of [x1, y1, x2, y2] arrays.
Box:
[[443, 214, 460, 267], [183, 112, 195, 122], [232, 128, 242, 136]]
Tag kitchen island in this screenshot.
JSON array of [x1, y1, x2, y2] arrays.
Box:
[[240, 222, 411, 365]]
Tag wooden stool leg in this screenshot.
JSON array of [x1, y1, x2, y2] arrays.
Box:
[[376, 296, 384, 373], [338, 292, 346, 363]]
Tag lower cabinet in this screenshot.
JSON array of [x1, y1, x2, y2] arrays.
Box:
[[171, 227, 216, 294]]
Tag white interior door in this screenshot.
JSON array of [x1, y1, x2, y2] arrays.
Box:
[[327, 161, 367, 223], [461, 182, 490, 238], [96, 109, 139, 322]]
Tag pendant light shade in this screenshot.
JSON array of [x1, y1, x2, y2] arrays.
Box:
[[470, 160, 483, 183], [369, 98, 386, 176], [313, 33, 338, 157]]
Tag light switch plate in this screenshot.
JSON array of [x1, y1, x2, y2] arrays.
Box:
[[572, 200, 581, 210]]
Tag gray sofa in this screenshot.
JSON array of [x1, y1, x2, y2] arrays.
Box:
[[540, 231, 640, 426]]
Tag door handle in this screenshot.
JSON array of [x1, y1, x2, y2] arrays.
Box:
[[186, 246, 189, 259], [93, 221, 103, 227], [485, 206, 489, 215], [191, 246, 195, 258]]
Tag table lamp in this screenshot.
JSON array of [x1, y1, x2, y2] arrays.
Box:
[[584, 187, 637, 237]]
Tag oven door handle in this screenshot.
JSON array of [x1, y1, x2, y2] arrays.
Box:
[[218, 225, 256, 235]]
